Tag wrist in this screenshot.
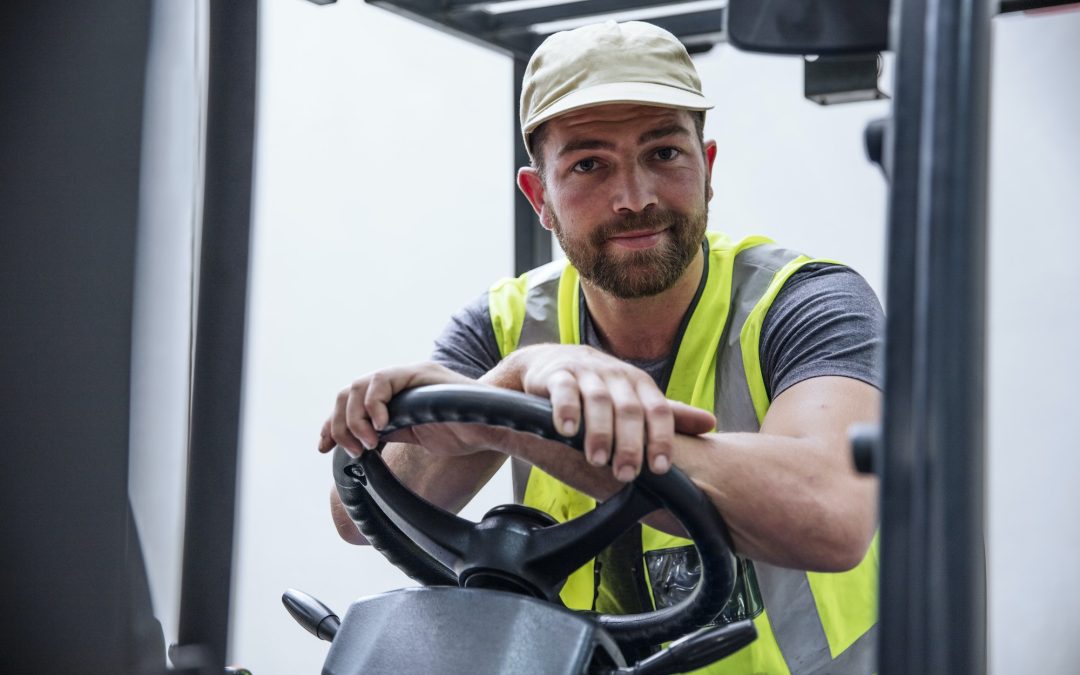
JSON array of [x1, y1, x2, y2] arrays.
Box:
[[481, 348, 531, 391]]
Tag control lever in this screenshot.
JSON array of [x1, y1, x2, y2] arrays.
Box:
[[607, 620, 757, 675], [282, 589, 340, 642]]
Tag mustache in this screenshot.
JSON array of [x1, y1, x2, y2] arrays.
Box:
[[590, 209, 683, 245]]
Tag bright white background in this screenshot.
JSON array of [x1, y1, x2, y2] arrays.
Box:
[[130, 1, 1080, 673]]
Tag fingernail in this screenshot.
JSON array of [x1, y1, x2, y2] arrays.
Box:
[[652, 455, 670, 473], [562, 419, 576, 436], [590, 449, 609, 466], [616, 465, 636, 483], [361, 439, 373, 450]]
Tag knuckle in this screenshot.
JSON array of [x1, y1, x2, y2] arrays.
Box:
[[555, 402, 578, 420], [648, 439, 672, 454], [589, 431, 613, 448], [644, 398, 671, 415], [551, 368, 575, 384], [585, 388, 612, 405], [615, 444, 642, 464], [345, 418, 365, 436], [615, 401, 643, 417]]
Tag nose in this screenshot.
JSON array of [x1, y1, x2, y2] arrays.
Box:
[[611, 165, 658, 214]]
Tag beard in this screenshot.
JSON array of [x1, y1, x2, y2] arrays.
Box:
[[550, 203, 708, 299]]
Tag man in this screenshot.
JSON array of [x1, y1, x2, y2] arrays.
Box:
[[320, 21, 882, 674]]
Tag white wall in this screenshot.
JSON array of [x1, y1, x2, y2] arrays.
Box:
[[231, 1, 514, 672], [986, 10, 1080, 673], [228, 2, 1080, 673]]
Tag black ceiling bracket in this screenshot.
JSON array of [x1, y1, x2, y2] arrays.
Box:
[[804, 53, 888, 105]]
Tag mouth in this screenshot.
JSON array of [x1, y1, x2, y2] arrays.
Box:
[[606, 227, 668, 250]]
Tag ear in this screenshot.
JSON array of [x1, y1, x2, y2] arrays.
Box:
[[703, 140, 718, 202], [517, 167, 555, 232]]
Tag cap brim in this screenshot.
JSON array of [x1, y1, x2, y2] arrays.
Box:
[[523, 81, 713, 135]]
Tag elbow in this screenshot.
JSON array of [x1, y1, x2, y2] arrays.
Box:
[[820, 535, 872, 572], [814, 477, 878, 572], [813, 513, 877, 573]]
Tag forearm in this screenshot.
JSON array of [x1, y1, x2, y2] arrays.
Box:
[[490, 427, 876, 572], [381, 442, 506, 513], [672, 431, 877, 571]]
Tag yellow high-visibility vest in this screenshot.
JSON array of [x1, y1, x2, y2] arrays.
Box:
[[488, 232, 878, 674]]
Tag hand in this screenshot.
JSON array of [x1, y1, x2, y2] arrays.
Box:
[[318, 362, 485, 457], [506, 344, 715, 482]]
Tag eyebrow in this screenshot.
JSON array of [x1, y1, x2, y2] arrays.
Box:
[[638, 124, 692, 144], [557, 138, 615, 157], [556, 123, 693, 158]]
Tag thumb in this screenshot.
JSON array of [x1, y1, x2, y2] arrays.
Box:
[[671, 401, 716, 435]]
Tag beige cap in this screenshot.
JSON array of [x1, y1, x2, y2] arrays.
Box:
[[519, 21, 713, 156]]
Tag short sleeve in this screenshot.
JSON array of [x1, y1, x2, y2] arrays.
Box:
[[430, 292, 503, 380], [759, 264, 885, 400]]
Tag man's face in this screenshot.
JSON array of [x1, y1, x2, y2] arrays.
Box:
[[522, 105, 715, 299]]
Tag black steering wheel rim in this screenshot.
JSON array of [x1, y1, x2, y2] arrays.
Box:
[[333, 384, 738, 648]]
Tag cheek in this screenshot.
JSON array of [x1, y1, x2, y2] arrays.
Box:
[[662, 171, 709, 207], [548, 185, 603, 224]]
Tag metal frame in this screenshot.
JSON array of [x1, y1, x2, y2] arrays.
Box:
[[366, 0, 727, 61], [174, 1, 259, 672], [878, 0, 992, 669]]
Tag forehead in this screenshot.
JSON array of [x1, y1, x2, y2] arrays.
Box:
[[542, 104, 695, 148]]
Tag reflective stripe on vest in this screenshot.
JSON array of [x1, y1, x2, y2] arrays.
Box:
[[488, 232, 878, 674]]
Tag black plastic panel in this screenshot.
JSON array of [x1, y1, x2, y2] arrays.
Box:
[[727, 0, 890, 55]]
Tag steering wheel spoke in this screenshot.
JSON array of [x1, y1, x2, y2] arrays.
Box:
[[524, 484, 658, 584]]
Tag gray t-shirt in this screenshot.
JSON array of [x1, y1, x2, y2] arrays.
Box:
[[431, 263, 884, 400]]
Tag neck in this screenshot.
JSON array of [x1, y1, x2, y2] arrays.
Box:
[[581, 249, 704, 361]]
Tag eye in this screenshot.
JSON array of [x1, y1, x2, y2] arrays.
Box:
[[654, 147, 681, 161], [572, 158, 600, 173]]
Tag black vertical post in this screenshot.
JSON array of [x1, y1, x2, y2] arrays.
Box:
[[0, 3, 150, 673], [879, 0, 991, 670], [513, 57, 552, 275], [175, 0, 257, 671]]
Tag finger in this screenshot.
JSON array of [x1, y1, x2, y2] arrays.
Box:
[[576, 370, 613, 467], [547, 369, 582, 437], [608, 376, 645, 483], [671, 401, 717, 435], [345, 383, 381, 451], [637, 382, 674, 474], [330, 389, 366, 457], [318, 417, 336, 453], [364, 369, 401, 432]]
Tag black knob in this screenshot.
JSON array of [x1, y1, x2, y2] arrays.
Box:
[[282, 589, 340, 642]]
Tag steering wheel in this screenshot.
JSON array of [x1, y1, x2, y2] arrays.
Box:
[[333, 384, 738, 649]]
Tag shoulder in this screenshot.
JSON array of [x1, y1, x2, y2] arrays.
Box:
[[431, 292, 500, 380], [771, 263, 882, 316], [760, 263, 885, 399]]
